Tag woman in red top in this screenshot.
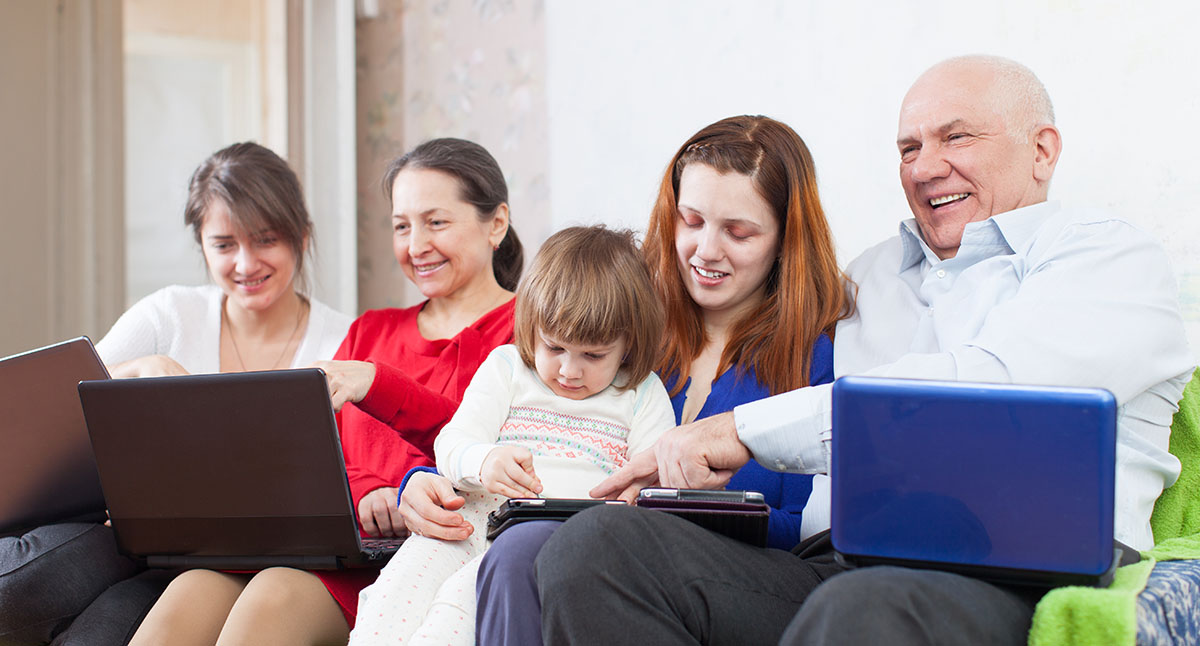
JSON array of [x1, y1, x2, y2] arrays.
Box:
[[129, 138, 523, 646]]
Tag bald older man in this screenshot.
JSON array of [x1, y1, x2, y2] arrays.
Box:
[[533, 56, 1194, 645]]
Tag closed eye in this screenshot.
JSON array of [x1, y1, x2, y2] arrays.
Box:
[[679, 211, 703, 228]]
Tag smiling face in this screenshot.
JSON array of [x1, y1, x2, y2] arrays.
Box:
[[200, 200, 300, 313], [533, 331, 627, 400], [674, 163, 780, 322], [897, 63, 1049, 259], [390, 167, 508, 301]]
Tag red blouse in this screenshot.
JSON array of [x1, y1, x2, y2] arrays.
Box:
[[319, 298, 515, 625]]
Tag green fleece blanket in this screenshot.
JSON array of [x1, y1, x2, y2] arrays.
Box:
[[1028, 368, 1200, 646]]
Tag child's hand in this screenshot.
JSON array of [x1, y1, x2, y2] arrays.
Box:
[[481, 446, 543, 498]]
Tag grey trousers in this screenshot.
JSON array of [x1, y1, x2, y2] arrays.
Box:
[[0, 523, 169, 646], [537, 505, 1041, 646]]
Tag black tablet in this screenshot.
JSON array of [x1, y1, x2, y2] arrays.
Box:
[[635, 488, 770, 547], [486, 498, 627, 541]]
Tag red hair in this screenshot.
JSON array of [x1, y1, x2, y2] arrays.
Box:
[[644, 115, 854, 396]]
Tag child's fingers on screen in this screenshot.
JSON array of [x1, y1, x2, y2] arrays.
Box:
[[504, 462, 540, 493], [492, 482, 527, 499]]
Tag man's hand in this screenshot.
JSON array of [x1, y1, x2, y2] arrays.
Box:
[[589, 448, 660, 503], [591, 412, 752, 501], [480, 446, 543, 499], [312, 360, 376, 411], [107, 355, 189, 378], [397, 472, 474, 541], [357, 486, 405, 537]]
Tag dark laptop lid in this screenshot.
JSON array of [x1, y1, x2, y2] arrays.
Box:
[[831, 376, 1117, 587], [78, 369, 369, 568], [0, 337, 109, 536]]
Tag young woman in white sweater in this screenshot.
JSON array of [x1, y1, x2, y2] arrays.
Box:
[[348, 225, 676, 645], [97, 142, 350, 376], [0, 143, 351, 646]]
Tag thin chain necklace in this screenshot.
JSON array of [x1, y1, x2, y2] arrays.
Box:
[[222, 299, 307, 371]]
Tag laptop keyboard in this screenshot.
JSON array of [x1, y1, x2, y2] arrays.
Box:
[[362, 537, 405, 550], [361, 537, 405, 561]]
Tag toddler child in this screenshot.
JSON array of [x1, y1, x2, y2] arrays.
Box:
[[349, 225, 675, 645]]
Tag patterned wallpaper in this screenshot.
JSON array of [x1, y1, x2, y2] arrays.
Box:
[[355, 0, 549, 311]]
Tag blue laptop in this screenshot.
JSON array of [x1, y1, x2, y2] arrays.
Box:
[[831, 376, 1119, 587]]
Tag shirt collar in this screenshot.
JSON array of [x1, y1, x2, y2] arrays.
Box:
[[897, 200, 1061, 271], [988, 200, 1060, 255]]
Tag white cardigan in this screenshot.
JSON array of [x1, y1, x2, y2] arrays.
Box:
[[96, 284, 352, 374]]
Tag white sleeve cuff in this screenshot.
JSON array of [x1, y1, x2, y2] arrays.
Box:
[[733, 383, 832, 474], [457, 444, 497, 489]]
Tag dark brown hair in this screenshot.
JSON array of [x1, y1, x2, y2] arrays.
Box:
[[645, 115, 854, 396], [184, 142, 313, 292], [382, 138, 524, 291], [514, 226, 664, 392]]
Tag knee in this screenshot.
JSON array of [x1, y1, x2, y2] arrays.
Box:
[[129, 569, 238, 644], [535, 506, 646, 588], [481, 521, 557, 582], [153, 569, 236, 617], [237, 567, 318, 616], [783, 567, 929, 644], [812, 566, 924, 614], [0, 524, 137, 639]]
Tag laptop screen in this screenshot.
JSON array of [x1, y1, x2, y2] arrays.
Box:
[[0, 337, 109, 536], [831, 376, 1116, 580], [78, 368, 365, 563]]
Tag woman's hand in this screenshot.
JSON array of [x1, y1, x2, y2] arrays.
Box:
[[357, 486, 405, 538], [107, 355, 189, 379], [397, 472, 474, 541], [312, 360, 376, 411], [480, 446, 542, 499]]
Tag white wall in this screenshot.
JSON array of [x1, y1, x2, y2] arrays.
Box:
[[544, 0, 1200, 354]]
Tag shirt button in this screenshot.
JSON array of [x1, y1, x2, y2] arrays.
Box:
[[928, 307, 935, 315], [936, 269, 946, 279], [775, 459, 786, 470]]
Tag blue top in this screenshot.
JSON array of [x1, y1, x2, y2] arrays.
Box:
[[402, 333, 834, 551], [661, 333, 833, 550]]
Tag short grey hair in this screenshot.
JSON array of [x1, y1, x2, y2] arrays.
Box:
[[933, 55, 1055, 142]]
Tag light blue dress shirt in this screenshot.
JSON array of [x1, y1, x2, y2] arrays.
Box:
[[734, 200, 1195, 550]]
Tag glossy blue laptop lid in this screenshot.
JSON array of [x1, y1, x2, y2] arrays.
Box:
[[831, 376, 1117, 585]]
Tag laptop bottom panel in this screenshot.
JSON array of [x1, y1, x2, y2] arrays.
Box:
[[834, 548, 1121, 589], [114, 515, 366, 565]]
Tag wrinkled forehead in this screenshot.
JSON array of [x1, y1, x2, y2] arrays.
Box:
[[897, 65, 1005, 139]]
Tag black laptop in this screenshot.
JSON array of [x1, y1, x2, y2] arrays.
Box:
[[0, 337, 109, 537], [78, 368, 401, 569]]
